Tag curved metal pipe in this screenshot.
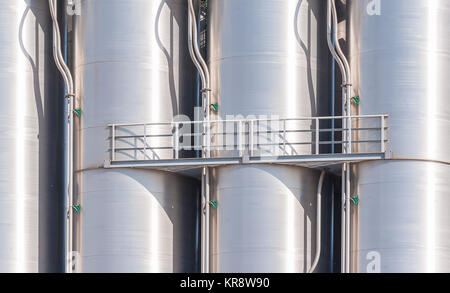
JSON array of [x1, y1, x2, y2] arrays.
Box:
[[188, 4, 207, 90], [326, 0, 349, 273], [330, 0, 351, 85], [188, 0, 211, 159], [327, 0, 347, 84], [309, 170, 326, 273], [331, 0, 352, 155], [187, 0, 211, 273], [49, 0, 73, 94], [49, 0, 75, 273], [341, 164, 346, 273], [188, 0, 210, 89], [330, 0, 353, 273]]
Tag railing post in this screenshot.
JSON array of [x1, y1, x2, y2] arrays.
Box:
[[112, 125, 116, 161], [238, 121, 243, 157], [249, 120, 254, 157], [283, 120, 287, 155], [207, 120, 211, 158], [174, 122, 179, 159], [143, 124, 147, 159], [348, 115, 352, 154], [315, 118, 320, 155], [381, 116, 385, 153]]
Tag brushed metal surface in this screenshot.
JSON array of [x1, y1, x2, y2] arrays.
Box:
[[352, 161, 450, 273], [0, 0, 64, 272], [208, 0, 331, 272], [74, 0, 199, 272], [349, 0, 450, 272], [349, 0, 450, 160], [210, 165, 334, 273], [77, 169, 200, 273]]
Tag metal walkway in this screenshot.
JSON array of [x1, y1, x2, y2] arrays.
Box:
[[105, 115, 389, 177]]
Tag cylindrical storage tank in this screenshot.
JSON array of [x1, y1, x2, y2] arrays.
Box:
[[73, 0, 200, 272], [208, 0, 331, 272], [348, 0, 450, 272], [0, 0, 64, 272]]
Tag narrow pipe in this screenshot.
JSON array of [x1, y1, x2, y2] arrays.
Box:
[[327, 0, 348, 273], [345, 164, 351, 273], [188, 0, 211, 158], [188, 0, 212, 273], [330, 18, 336, 273], [330, 0, 351, 85], [341, 164, 346, 273], [326, 0, 347, 84], [188, 0, 210, 89], [331, 0, 353, 271], [200, 167, 206, 272], [309, 170, 326, 273], [330, 181, 335, 272], [188, 2, 206, 273], [194, 2, 202, 159], [49, 0, 75, 273], [188, 5, 206, 89], [331, 0, 352, 155], [205, 167, 210, 273], [331, 28, 336, 154], [193, 2, 203, 272]]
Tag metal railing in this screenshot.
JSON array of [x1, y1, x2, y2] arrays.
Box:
[[108, 115, 388, 162]]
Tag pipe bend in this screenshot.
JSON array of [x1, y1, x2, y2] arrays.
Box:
[[330, 0, 351, 84], [327, 0, 347, 84], [188, 7, 207, 89], [309, 170, 326, 273], [188, 0, 210, 88]]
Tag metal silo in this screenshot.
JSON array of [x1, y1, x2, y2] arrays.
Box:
[[73, 0, 200, 272], [348, 0, 450, 272], [0, 0, 64, 272], [208, 0, 331, 273]]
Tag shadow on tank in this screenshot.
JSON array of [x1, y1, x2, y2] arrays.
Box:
[[19, 0, 65, 273]]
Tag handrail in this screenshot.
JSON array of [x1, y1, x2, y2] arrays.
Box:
[[108, 115, 389, 127], [108, 115, 389, 162]]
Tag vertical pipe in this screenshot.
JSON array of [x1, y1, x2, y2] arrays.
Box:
[[331, 28, 336, 154], [330, 182, 335, 272], [195, 2, 202, 159], [62, 0, 69, 272], [331, 0, 353, 273], [326, 20, 335, 276], [68, 93, 74, 273], [200, 168, 206, 273], [327, 0, 348, 273], [345, 163, 351, 273], [341, 165, 346, 273], [49, 0, 75, 273], [205, 168, 210, 273], [188, 0, 209, 273], [309, 170, 326, 273]]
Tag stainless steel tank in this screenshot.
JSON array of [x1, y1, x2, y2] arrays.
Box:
[[0, 0, 64, 272], [208, 0, 331, 273], [348, 0, 450, 272], [73, 0, 199, 272]]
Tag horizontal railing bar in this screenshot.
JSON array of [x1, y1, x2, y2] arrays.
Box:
[[113, 134, 173, 139], [111, 139, 388, 152], [108, 115, 389, 127], [109, 153, 386, 165], [113, 147, 173, 151], [110, 127, 387, 141]]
